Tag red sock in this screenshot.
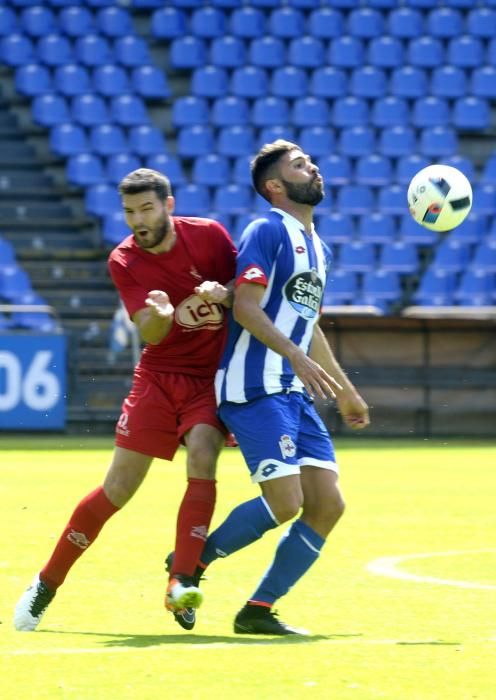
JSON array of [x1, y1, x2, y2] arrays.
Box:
[[171, 478, 216, 578], [40, 486, 119, 590]]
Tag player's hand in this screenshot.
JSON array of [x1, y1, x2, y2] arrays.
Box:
[[336, 392, 370, 430], [195, 280, 229, 304], [288, 347, 342, 400], [145, 289, 174, 319]]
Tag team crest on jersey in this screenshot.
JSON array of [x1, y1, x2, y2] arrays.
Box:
[[284, 268, 323, 319], [175, 293, 224, 329], [279, 434, 296, 459]]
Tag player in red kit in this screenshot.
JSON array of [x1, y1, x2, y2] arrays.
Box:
[[14, 168, 237, 632]]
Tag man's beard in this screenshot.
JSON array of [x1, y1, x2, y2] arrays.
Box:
[[281, 177, 324, 206], [134, 219, 169, 249]]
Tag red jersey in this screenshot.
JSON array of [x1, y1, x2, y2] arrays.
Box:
[[108, 217, 237, 377]]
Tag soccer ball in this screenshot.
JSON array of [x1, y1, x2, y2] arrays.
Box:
[[407, 164, 472, 231]]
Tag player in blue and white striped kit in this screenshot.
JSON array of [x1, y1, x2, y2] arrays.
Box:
[[204, 141, 370, 635]]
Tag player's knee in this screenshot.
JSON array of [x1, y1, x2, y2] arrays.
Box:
[[271, 494, 303, 524], [186, 448, 217, 480]]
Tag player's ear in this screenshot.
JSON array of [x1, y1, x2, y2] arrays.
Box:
[[265, 178, 283, 197], [166, 195, 175, 213]]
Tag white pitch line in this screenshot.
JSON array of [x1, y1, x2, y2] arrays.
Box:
[[367, 549, 496, 590]]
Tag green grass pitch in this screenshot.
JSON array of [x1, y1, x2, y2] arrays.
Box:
[[1, 436, 495, 700]]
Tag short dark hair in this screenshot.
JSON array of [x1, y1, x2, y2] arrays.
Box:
[[251, 139, 301, 202], [118, 168, 172, 200]]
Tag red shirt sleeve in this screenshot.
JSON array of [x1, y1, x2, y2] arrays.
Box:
[[107, 254, 148, 319]]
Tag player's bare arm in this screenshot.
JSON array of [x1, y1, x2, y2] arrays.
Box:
[[195, 280, 234, 308], [133, 289, 175, 345], [310, 324, 370, 430], [233, 282, 341, 400]]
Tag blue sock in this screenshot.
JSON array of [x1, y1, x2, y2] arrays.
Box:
[[200, 497, 278, 567], [249, 519, 325, 606]]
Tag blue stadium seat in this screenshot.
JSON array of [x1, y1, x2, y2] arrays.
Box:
[[146, 154, 186, 185], [191, 66, 228, 98], [231, 66, 268, 98], [419, 127, 457, 158], [289, 36, 325, 68], [174, 184, 211, 217], [328, 36, 364, 68], [74, 35, 112, 66], [471, 66, 496, 99], [379, 126, 416, 157], [371, 96, 408, 128], [390, 66, 428, 99], [0, 237, 17, 265], [193, 154, 230, 186], [378, 185, 407, 215], [467, 7, 496, 38], [114, 35, 150, 67], [96, 7, 133, 37], [20, 6, 56, 37], [72, 93, 109, 126], [430, 65, 467, 99], [396, 154, 430, 185], [431, 240, 471, 272], [338, 241, 376, 272], [129, 125, 166, 156], [53, 64, 91, 96], [58, 6, 94, 37], [388, 7, 423, 38], [379, 241, 418, 273], [105, 153, 142, 185], [347, 8, 385, 37], [232, 213, 257, 243], [292, 97, 329, 127], [480, 155, 496, 185], [0, 33, 35, 66], [453, 97, 490, 130], [50, 123, 88, 156], [150, 7, 186, 38], [131, 65, 170, 99], [32, 93, 70, 126], [191, 6, 226, 38], [272, 66, 308, 98], [309, 66, 346, 99], [324, 269, 359, 304], [472, 239, 496, 272], [250, 36, 285, 68], [213, 184, 252, 215], [427, 7, 463, 38], [471, 185, 496, 216], [0, 7, 17, 37], [232, 155, 253, 186], [337, 185, 375, 215], [445, 214, 486, 245], [210, 36, 246, 68], [15, 63, 52, 96], [361, 269, 401, 301], [269, 7, 304, 37], [355, 155, 392, 186], [308, 7, 344, 39], [252, 97, 289, 127], [408, 36, 444, 68], [447, 36, 484, 68], [93, 64, 130, 96], [217, 126, 255, 157], [318, 155, 352, 186], [332, 96, 369, 128], [412, 97, 450, 128], [169, 36, 206, 69], [367, 36, 404, 68], [211, 96, 248, 126], [0, 265, 33, 301], [299, 127, 335, 158], [36, 33, 72, 66], [110, 94, 149, 126], [85, 183, 122, 216], [258, 126, 296, 149], [316, 212, 355, 244], [358, 213, 395, 244], [171, 96, 209, 127], [102, 211, 129, 246], [399, 215, 437, 246], [230, 7, 265, 38], [488, 39, 496, 67], [413, 267, 457, 306], [350, 66, 387, 99], [177, 125, 215, 158], [66, 153, 105, 186], [454, 269, 494, 306], [338, 127, 375, 157]]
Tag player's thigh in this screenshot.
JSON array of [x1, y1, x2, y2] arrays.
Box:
[[300, 466, 344, 518], [103, 447, 153, 507], [184, 423, 224, 479]]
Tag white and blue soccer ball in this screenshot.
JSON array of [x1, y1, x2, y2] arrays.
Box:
[[407, 164, 472, 232]]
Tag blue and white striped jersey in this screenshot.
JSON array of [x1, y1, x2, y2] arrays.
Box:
[[215, 208, 332, 404]]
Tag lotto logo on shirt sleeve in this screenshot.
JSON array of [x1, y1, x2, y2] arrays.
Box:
[[237, 265, 268, 286]]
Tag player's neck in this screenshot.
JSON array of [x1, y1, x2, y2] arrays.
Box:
[[152, 225, 177, 254], [277, 201, 314, 235]]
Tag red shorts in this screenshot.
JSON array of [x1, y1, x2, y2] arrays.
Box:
[[114, 367, 226, 460]]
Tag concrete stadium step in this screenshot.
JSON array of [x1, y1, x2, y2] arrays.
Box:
[[42, 288, 119, 319], [22, 260, 112, 289], [2, 230, 100, 258]]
